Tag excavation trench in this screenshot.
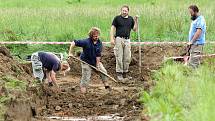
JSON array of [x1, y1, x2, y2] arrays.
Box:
[[0, 45, 185, 121]]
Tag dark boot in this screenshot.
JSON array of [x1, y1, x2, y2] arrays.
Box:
[[123, 72, 133, 80], [48, 82, 53, 87], [103, 81, 111, 91]]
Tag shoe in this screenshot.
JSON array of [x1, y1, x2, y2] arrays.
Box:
[[123, 72, 133, 80], [105, 86, 112, 91], [48, 82, 53, 87], [117, 72, 124, 81]]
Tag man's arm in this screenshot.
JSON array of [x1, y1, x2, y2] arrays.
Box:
[[188, 29, 202, 44], [46, 70, 58, 87], [69, 41, 76, 56], [46, 71, 52, 83], [133, 16, 138, 32], [50, 70, 58, 87], [96, 42, 102, 68], [110, 25, 116, 45], [96, 57, 101, 68]]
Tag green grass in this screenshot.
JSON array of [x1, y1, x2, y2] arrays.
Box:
[[0, 0, 215, 41], [1, 0, 215, 42], [1, 76, 27, 91], [1, 0, 215, 56], [140, 58, 215, 121]]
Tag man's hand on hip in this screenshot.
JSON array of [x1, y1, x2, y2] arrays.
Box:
[[187, 41, 193, 45]]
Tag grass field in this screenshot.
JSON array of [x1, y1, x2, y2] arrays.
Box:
[[0, 0, 215, 42], [1, 0, 215, 56], [140, 58, 215, 121], [1, 1, 215, 120]]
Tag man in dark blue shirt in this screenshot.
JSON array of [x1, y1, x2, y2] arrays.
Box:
[[31, 52, 70, 87], [38, 52, 61, 72], [69, 27, 110, 93]]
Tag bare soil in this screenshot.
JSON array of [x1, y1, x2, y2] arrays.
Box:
[[1, 45, 185, 121]]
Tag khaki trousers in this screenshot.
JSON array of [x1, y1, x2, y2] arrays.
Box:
[[114, 37, 131, 73]]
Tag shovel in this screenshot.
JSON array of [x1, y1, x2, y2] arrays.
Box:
[[68, 55, 117, 83], [164, 45, 191, 64]]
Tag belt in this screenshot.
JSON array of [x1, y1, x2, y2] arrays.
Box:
[[192, 44, 204, 46], [117, 36, 130, 39]]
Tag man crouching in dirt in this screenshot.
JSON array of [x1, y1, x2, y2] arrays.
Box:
[[69, 27, 110, 94], [31, 52, 70, 87]]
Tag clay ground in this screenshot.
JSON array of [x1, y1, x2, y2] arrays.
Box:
[[35, 45, 185, 121], [1, 45, 186, 121]]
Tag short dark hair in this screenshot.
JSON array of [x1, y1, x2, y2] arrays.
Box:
[[189, 5, 199, 13], [121, 5, 129, 11]]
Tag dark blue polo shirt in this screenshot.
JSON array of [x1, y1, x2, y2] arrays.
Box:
[[38, 52, 61, 72], [74, 38, 102, 66]]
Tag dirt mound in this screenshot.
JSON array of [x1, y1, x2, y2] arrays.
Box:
[[0, 45, 186, 121], [0, 46, 35, 121], [68, 45, 185, 81], [0, 46, 12, 58], [0, 46, 32, 81], [40, 45, 185, 120], [4, 99, 33, 121]]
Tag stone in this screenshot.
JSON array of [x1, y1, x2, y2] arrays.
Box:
[[68, 103, 73, 108], [55, 106, 61, 111]]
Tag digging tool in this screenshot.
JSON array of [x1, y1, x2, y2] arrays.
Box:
[[163, 56, 184, 61], [164, 54, 215, 62], [163, 45, 191, 63], [136, 15, 141, 74], [68, 55, 117, 83], [180, 44, 191, 64]]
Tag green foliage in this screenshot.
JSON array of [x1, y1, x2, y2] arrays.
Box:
[[0, 0, 215, 42], [140, 59, 215, 121], [1, 76, 27, 91], [0, 0, 215, 56]]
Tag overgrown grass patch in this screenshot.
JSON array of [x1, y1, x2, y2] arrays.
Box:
[[140, 58, 215, 121]]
